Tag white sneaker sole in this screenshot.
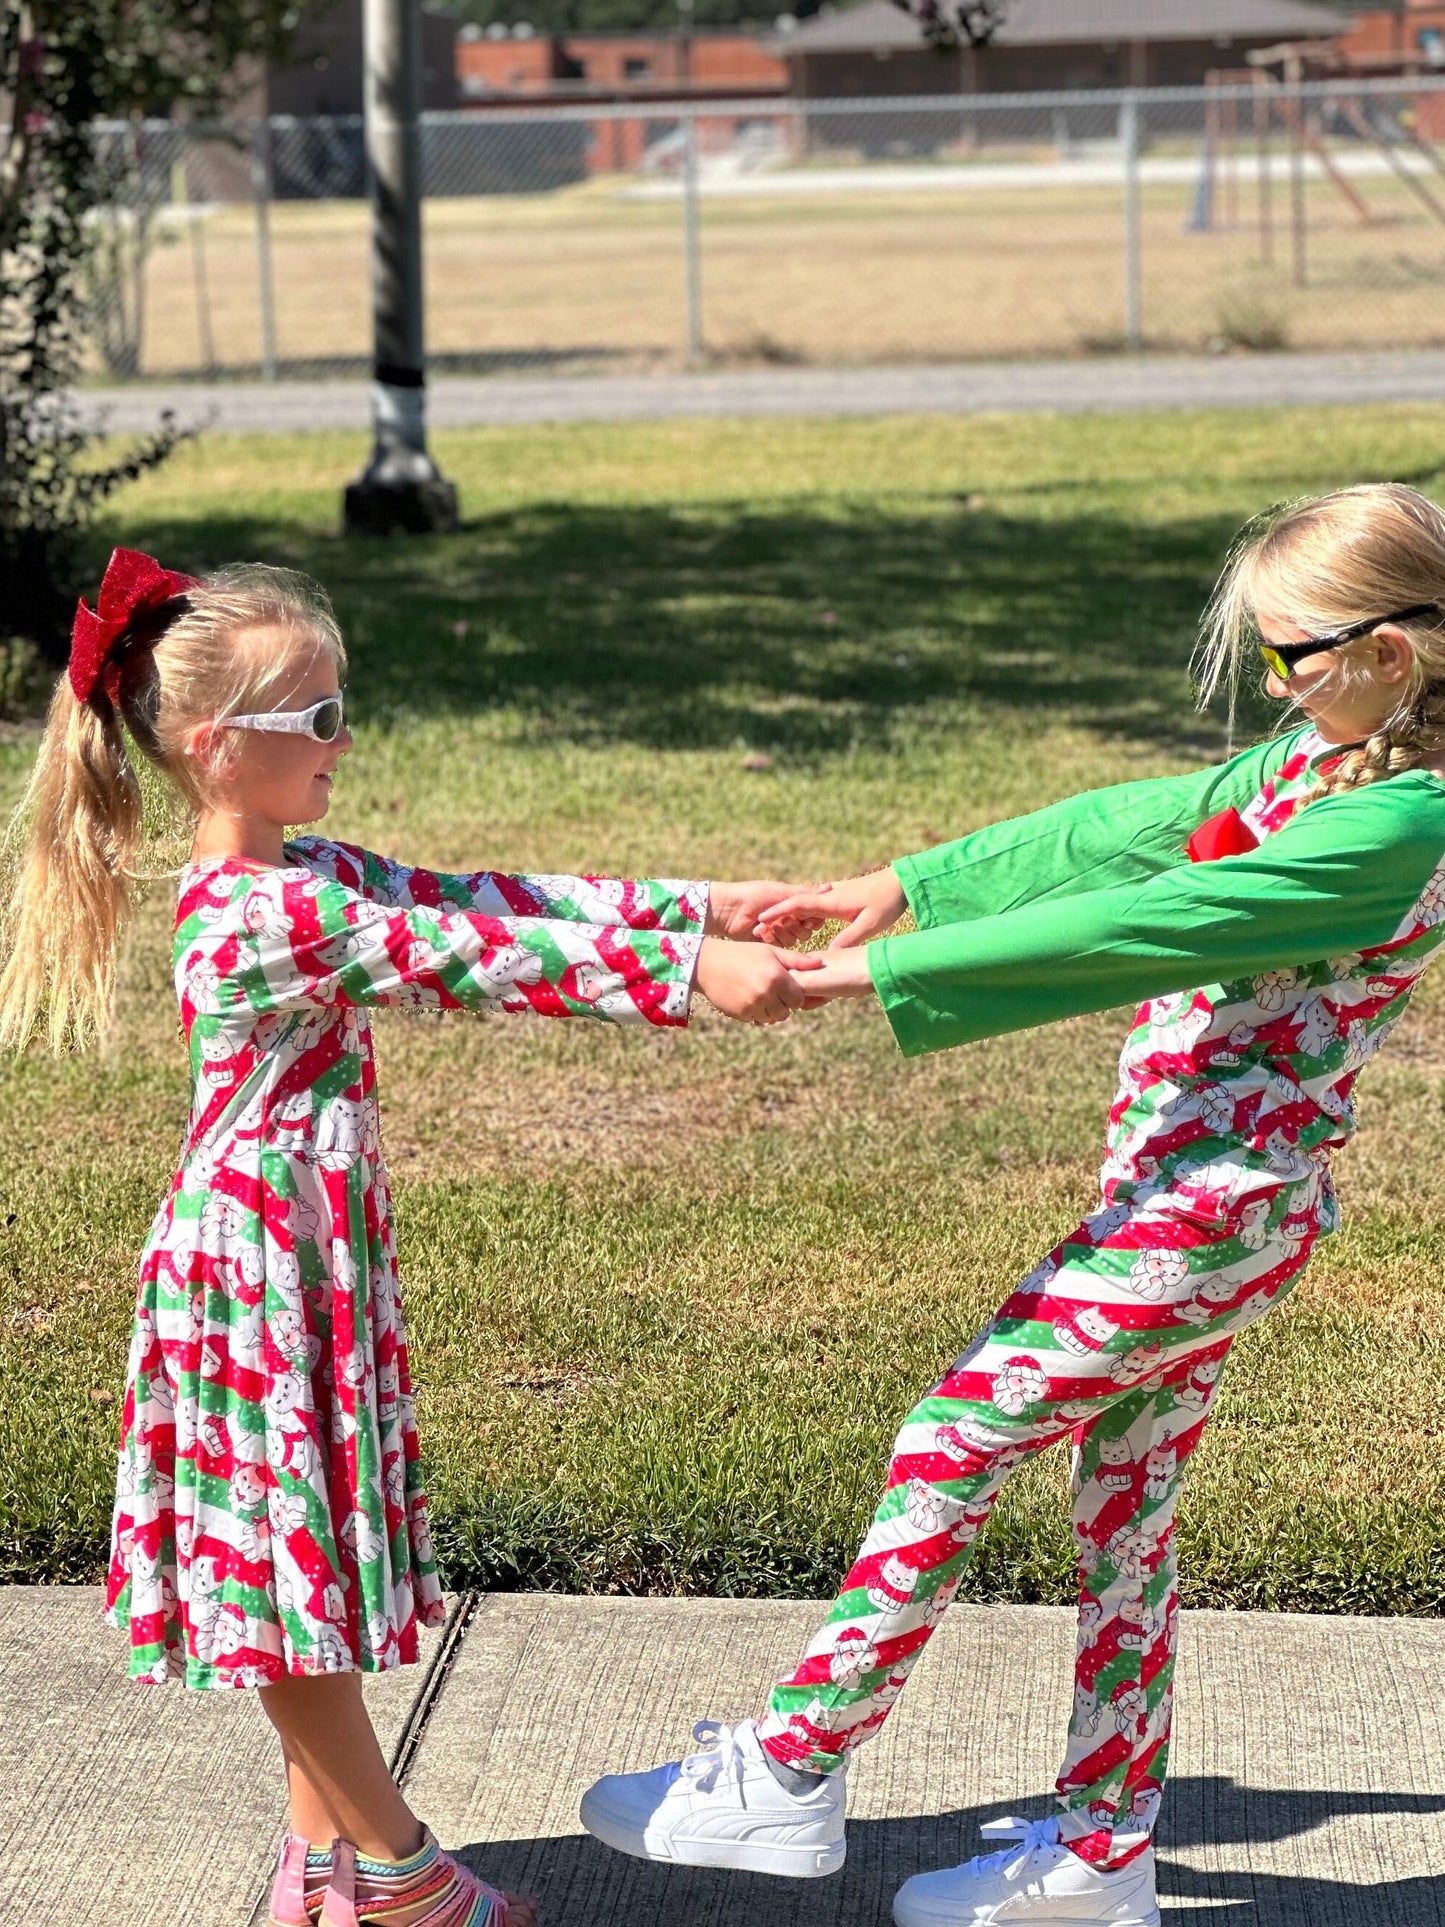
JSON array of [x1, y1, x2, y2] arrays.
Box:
[[580, 1783, 846, 1879], [893, 1877, 1160, 1927], [894, 1909, 1159, 1927]]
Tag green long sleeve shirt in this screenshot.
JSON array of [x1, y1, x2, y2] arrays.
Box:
[[870, 730, 1445, 1058]]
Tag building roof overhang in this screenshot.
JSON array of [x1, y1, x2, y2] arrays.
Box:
[[767, 0, 1349, 60]]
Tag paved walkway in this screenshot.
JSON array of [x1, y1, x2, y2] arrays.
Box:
[[80, 349, 1445, 436], [6, 1589, 1445, 1925]]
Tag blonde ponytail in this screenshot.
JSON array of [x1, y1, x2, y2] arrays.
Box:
[[1195, 482, 1445, 802], [0, 562, 344, 1052], [0, 675, 146, 1051]]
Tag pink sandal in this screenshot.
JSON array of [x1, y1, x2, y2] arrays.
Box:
[[320, 1833, 516, 1927], [266, 1832, 315, 1927]]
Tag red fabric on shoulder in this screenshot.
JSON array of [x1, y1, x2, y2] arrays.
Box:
[[1187, 806, 1260, 863]]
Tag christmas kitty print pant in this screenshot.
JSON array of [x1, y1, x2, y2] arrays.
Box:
[[756, 1174, 1325, 1872]]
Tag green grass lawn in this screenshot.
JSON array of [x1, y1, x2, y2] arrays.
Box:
[[5, 405, 1445, 1612]]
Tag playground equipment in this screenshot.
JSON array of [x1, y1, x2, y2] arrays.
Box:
[[1193, 40, 1445, 285]]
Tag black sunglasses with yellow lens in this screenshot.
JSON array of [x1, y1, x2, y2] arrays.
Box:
[[1258, 603, 1439, 682]]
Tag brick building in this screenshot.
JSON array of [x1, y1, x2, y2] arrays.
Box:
[[456, 27, 787, 171], [1336, 1, 1445, 69], [1256, 6, 1445, 143], [455, 25, 785, 100]]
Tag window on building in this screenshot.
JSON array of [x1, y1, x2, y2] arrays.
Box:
[[624, 55, 651, 78], [1420, 27, 1445, 65]]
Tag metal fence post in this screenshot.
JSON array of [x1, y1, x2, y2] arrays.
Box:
[[1286, 63, 1307, 288], [250, 116, 278, 381], [174, 144, 217, 376], [1121, 95, 1142, 352], [1255, 74, 1274, 266], [682, 106, 703, 366], [126, 123, 149, 377]]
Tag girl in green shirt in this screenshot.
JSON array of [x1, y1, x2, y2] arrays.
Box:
[[581, 483, 1445, 1927]]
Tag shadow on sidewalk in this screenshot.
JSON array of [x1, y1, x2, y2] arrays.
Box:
[[453, 1778, 1445, 1927]]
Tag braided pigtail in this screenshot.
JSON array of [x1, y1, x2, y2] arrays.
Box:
[[1312, 677, 1445, 800]]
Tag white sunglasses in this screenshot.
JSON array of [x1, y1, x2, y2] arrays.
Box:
[[220, 696, 346, 743]]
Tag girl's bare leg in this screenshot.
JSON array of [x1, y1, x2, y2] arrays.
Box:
[[261, 1672, 422, 1858]]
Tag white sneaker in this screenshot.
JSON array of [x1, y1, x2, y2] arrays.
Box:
[[579, 1717, 846, 1878], [892, 1816, 1160, 1926]]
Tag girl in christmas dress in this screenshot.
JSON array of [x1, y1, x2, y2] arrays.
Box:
[[581, 483, 1445, 1927], [0, 550, 806, 1927]]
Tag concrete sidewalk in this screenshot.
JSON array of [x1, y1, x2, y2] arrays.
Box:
[[79, 349, 1445, 437], [6, 1590, 1445, 1926]]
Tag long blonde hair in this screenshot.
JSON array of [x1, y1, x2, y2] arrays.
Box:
[[1196, 482, 1445, 796], [0, 563, 345, 1053]]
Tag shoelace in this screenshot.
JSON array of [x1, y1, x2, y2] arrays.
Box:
[[676, 1719, 750, 1796], [970, 1815, 1061, 1881]]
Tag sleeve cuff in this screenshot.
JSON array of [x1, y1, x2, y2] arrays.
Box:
[[670, 929, 705, 1023], [868, 934, 937, 1058], [891, 855, 939, 933], [673, 879, 710, 933]]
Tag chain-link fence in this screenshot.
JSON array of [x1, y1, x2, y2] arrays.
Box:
[[76, 77, 1445, 382]]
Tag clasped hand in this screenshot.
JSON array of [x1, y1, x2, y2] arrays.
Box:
[[695, 870, 905, 1025]]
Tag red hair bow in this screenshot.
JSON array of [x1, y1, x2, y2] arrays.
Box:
[[69, 547, 198, 704]]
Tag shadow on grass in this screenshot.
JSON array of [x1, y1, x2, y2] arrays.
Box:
[[97, 496, 1274, 758], [453, 1779, 1445, 1926]]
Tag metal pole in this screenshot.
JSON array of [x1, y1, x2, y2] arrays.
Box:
[[682, 107, 703, 366], [1203, 82, 1217, 230], [1223, 89, 1238, 229], [128, 124, 147, 378], [1287, 58, 1306, 288], [250, 117, 278, 381], [175, 148, 216, 376], [1255, 75, 1273, 266], [344, 0, 457, 534], [1121, 95, 1141, 352], [677, 0, 698, 364]]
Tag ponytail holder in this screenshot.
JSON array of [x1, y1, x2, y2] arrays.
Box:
[[68, 547, 198, 705]]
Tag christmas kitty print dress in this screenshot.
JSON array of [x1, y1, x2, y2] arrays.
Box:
[[105, 839, 706, 1688]]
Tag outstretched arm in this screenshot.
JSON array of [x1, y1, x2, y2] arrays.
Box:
[[184, 868, 808, 1030], [186, 869, 702, 1027], [290, 835, 816, 949], [756, 729, 1309, 948], [853, 778, 1445, 1056], [288, 837, 709, 937]]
